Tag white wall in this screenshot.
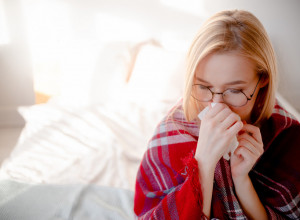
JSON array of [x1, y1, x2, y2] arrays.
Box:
[[0, 0, 35, 127]]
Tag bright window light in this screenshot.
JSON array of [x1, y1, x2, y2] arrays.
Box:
[[95, 13, 149, 43], [160, 0, 206, 17], [0, 0, 9, 45], [22, 0, 71, 99]]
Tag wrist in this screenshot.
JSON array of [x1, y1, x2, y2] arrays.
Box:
[[196, 155, 216, 175], [233, 175, 251, 187], [232, 175, 268, 220]]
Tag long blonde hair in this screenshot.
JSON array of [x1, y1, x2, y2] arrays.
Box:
[[183, 10, 278, 125]]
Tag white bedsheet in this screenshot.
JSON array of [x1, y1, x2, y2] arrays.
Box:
[[0, 180, 134, 220], [0, 98, 172, 191]]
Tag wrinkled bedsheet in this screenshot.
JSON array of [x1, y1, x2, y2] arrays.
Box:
[[0, 180, 134, 220], [0, 99, 171, 190]]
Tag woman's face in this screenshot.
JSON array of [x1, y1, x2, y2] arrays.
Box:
[[194, 51, 264, 123]]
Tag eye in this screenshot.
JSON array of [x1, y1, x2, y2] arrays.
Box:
[[227, 89, 242, 94], [198, 84, 209, 90]]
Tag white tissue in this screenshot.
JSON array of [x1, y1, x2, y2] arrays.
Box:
[[197, 103, 239, 160]]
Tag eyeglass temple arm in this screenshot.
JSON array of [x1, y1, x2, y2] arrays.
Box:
[[249, 74, 263, 99]]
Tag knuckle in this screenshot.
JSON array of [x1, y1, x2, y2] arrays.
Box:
[[228, 112, 240, 121], [233, 113, 241, 121], [239, 134, 246, 139], [209, 119, 217, 128], [259, 146, 264, 154], [239, 139, 245, 145], [254, 126, 260, 134], [216, 126, 225, 135], [239, 147, 246, 154], [223, 108, 231, 115], [226, 115, 234, 123]]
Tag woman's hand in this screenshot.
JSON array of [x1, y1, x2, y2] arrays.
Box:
[[231, 124, 268, 220], [231, 124, 264, 182], [195, 103, 243, 169], [195, 103, 243, 218]]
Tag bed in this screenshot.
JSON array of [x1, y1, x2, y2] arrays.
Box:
[[0, 41, 186, 219]]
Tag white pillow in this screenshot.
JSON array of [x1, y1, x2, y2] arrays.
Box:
[[125, 44, 186, 108], [89, 42, 132, 104], [54, 41, 132, 107]]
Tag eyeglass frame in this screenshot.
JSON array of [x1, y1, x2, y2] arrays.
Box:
[[191, 74, 262, 107]]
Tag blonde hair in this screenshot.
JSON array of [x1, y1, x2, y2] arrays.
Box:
[[183, 10, 278, 125]]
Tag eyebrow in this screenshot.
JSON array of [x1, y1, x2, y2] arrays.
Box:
[[196, 77, 247, 85]]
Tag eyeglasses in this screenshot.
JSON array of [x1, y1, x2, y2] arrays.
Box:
[[191, 75, 262, 107]]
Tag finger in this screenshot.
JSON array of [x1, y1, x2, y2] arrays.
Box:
[[226, 120, 243, 136], [234, 145, 256, 162], [221, 112, 241, 130], [238, 138, 261, 157], [213, 106, 232, 123], [238, 133, 264, 155], [237, 133, 257, 146], [205, 103, 227, 119], [240, 124, 262, 143]]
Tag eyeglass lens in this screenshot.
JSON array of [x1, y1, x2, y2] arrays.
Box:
[[192, 85, 248, 107]]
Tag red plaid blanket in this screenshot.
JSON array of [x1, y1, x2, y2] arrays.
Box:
[[134, 100, 300, 219]]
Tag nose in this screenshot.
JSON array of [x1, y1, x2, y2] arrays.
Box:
[[212, 93, 224, 103]]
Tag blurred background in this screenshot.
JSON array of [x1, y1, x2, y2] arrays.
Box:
[[0, 0, 299, 150]]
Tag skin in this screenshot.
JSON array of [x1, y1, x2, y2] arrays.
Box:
[[193, 51, 268, 219]]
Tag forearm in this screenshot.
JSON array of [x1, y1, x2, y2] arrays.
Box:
[[233, 176, 268, 220], [197, 159, 215, 218]]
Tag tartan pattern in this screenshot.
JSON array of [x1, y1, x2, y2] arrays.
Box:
[[134, 100, 300, 219], [251, 168, 300, 219], [212, 159, 247, 219]]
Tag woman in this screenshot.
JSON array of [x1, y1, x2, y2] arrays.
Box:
[[134, 10, 300, 219]]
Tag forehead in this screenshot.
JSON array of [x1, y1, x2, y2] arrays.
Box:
[[195, 52, 256, 82]]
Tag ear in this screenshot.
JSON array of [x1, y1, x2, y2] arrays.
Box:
[[259, 74, 269, 88]]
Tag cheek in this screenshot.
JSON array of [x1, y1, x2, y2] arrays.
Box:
[[230, 105, 253, 121]]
